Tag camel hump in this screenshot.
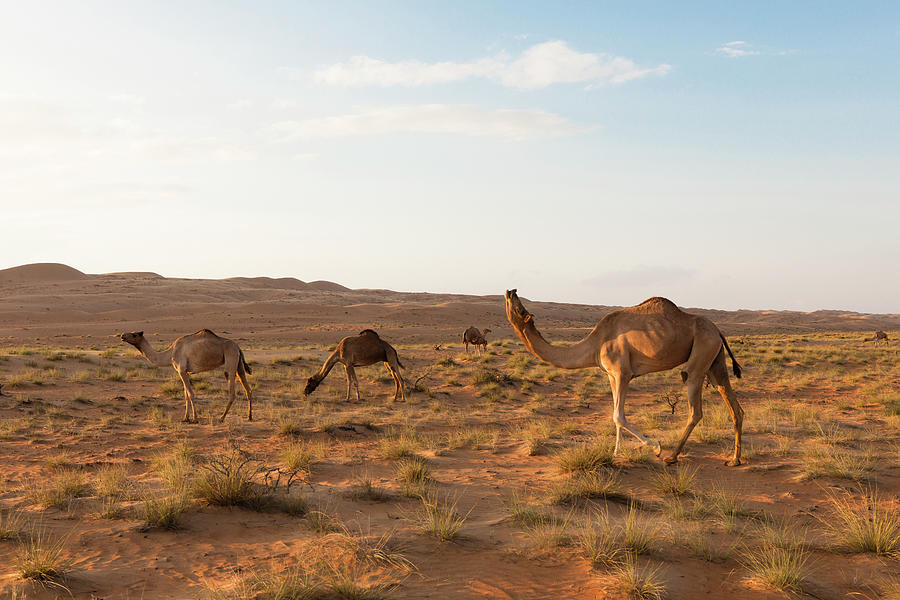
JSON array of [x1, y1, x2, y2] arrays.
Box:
[[197, 329, 219, 337], [633, 297, 680, 313], [359, 329, 379, 337]]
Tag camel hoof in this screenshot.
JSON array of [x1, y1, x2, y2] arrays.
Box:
[[652, 441, 662, 457], [725, 459, 742, 467], [663, 455, 678, 465]]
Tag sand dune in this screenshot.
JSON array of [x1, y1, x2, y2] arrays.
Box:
[[0, 263, 896, 348]]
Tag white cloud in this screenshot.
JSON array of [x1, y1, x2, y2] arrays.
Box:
[[227, 99, 253, 110], [715, 41, 762, 58], [271, 98, 298, 110], [311, 41, 670, 89], [270, 104, 590, 141], [109, 94, 145, 106], [131, 135, 255, 161]]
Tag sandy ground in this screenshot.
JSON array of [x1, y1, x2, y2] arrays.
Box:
[[0, 264, 898, 599]]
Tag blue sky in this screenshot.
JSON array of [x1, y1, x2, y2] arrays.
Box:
[[2, 2, 898, 312]]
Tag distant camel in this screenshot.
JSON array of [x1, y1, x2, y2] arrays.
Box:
[[121, 330, 253, 423], [864, 330, 890, 346], [463, 326, 492, 353], [505, 290, 744, 466], [304, 329, 405, 401]]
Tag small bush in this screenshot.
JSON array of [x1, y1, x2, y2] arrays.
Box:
[[194, 451, 269, 510]]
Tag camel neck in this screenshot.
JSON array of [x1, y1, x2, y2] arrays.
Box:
[[136, 338, 173, 367], [518, 323, 597, 369]]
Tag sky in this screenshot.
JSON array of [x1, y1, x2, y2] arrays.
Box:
[[2, 1, 898, 313]]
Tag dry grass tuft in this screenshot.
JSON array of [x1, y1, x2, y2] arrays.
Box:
[[651, 464, 698, 497], [740, 542, 813, 594], [821, 488, 900, 555], [16, 524, 72, 588], [612, 554, 666, 600], [417, 492, 471, 541], [555, 441, 616, 473]]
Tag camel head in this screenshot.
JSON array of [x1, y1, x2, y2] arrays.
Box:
[[505, 289, 533, 332], [303, 375, 322, 396], [482, 328, 492, 335], [120, 331, 144, 347]]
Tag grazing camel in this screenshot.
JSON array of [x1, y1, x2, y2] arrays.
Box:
[[463, 326, 492, 353], [864, 330, 890, 346], [120, 329, 253, 423], [504, 290, 744, 466], [304, 329, 405, 401]]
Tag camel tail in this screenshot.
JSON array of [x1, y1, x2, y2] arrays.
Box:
[[719, 333, 741, 379], [240, 350, 252, 375]]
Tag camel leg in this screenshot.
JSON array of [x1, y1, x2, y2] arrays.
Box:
[[220, 370, 237, 423], [666, 377, 703, 465], [342, 364, 354, 401], [707, 351, 743, 466], [237, 367, 253, 421], [385, 357, 406, 402], [608, 372, 660, 456], [177, 368, 197, 423], [349, 366, 361, 402], [386, 361, 405, 401]]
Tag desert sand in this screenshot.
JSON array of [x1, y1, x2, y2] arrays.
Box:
[[0, 263, 898, 599]]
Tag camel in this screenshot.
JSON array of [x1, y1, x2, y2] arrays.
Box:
[[864, 330, 890, 346], [304, 329, 405, 402], [120, 329, 253, 423], [504, 289, 744, 466], [463, 326, 492, 353]]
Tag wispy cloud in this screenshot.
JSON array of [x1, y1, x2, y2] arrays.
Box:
[[583, 265, 697, 288], [311, 41, 670, 89], [715, 41, 762, 58], [270, 104, 591, 141]]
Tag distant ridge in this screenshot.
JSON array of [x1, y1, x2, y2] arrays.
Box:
[[0, 262, 88, 283]]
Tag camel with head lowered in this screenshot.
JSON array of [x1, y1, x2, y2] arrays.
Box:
[[304, 329, 405, 402], [463, 326, 491, 353], [864, 330, 890, 346], [120, 329, 252, 423], [504, 289, 744, 466]]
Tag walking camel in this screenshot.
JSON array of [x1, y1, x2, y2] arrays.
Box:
[[504, 290, 744, 466], [120, 329, 253, 423], [864, 330, 890, 346], [463, 326, 491, 353], [304, 329, 406, 401]]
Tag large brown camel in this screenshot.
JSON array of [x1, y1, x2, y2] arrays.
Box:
[[504, 290, 744, 466], [864, 330, 890, 346], [120, 329, 253, 423], [304, 329, 405, 401], [463, 326, 492, 353]]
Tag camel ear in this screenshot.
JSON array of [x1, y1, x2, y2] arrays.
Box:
[[137, 331, 143, 337]]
